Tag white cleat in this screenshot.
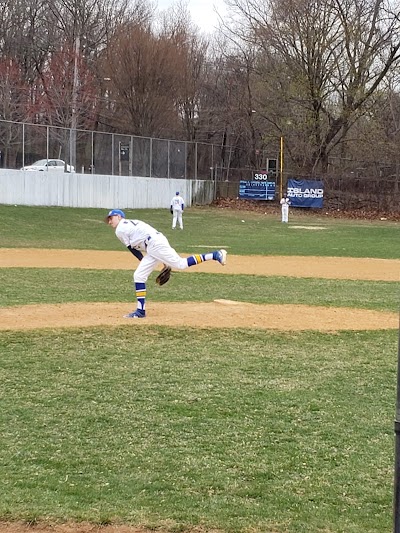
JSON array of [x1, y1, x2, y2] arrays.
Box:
[[217, 249, 227, 265]]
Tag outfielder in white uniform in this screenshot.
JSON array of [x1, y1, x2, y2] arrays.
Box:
[[170, 191, 185, 229], [105, 209, 227, 318], [280, 196, 291, 223]]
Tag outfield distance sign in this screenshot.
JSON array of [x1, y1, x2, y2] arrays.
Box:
[[239, 172, 276, 200]]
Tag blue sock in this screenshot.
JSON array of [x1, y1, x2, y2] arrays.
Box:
[[135, 282, 146, 311], [187, 253, 214, 267]]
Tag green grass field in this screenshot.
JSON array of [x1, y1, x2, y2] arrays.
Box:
[[0, 204, 399, 533], [0, 204, 399, 258]]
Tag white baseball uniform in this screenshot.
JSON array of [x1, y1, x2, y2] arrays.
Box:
[[115, 218, 189, 283], [280, 197, 290, 223], [108, 210, 226, 318], [171, 194, 185, 229]]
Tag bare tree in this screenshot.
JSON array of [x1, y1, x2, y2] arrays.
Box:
[[35, 45, 96, 127], [0, 0, 55, 83], [158, 3, 210, 141], [100, 16, 192, 137], [345, 77, 400, 181], [45, 0, 135, 57], [224, 0, 400, 174], [0, 0, 138, 130], [0, 58, 34, 166]]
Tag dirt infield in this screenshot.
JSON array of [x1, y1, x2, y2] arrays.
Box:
[[0, 248, 398, 332], [0, 300, 397, 332], [1, 248, 399, 280]]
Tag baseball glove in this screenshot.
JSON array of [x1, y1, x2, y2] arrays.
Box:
[[156, 265, 172, 286], [170, 207, 173, 214]]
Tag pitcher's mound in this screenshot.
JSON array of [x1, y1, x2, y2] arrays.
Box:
[[0, 301, 397, 332]]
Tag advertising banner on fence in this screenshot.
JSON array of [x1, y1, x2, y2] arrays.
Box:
[[287, 179, 324, 208], [239, 172, 276, 200]]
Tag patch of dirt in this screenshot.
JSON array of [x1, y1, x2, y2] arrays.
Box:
[[289, 225, 326, 230], [0, 301, 397, 332], [0, 248, 399, 281], [0, 248, 398, 332]]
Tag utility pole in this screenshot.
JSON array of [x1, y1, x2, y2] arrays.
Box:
[[70, 35, 80, 172], [394, 318, 400, 532], [279, 136, 284, 199]]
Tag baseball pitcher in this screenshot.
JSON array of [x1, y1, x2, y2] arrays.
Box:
[[105, 209, 227, 319]]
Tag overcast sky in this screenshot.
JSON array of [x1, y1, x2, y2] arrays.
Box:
[[156, 0, 227, 34]]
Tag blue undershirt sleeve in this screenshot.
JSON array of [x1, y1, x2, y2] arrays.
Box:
[[127, 245, 144, 261]]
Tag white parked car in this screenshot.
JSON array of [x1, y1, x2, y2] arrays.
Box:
[[21, 159, 74, 172]]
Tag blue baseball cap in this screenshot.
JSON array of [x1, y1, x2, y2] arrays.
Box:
[[104, 209, 125, 222]]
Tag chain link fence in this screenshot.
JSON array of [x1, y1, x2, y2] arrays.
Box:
[[0, 119, 224, 180], [323, 175, 399, 212], [216, 167, 399, 213], [1, 119, 398, 212]]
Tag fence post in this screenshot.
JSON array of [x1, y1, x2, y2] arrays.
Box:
[[195, 142, 198, 180], [91, 131, 94, 174], [22, 123, 25, 168], [168, 139, 170, 179], [149, 137, 153, 178], [111, 133, 114, 176], [118, 142, 122, 176], [129, 135, 133, 176], [185, 141, 187, 179]]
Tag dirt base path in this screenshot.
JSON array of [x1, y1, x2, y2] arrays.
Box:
[[0, 249, 398, 332], [1, 248, 399, 281]]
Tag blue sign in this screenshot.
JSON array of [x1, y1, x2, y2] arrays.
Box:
[[239, 180, 276, 200], [287, 179, 324, 208]]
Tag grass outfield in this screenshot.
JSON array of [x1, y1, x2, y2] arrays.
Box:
[[0, 204, 399, 258], [0, 328, 396, 533], [0, 205, 399, 533]]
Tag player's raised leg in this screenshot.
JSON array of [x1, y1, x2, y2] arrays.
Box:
[[186, 249, 227, 266]]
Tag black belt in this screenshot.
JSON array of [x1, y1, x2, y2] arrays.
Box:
[[144, 232, 160, 248]]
